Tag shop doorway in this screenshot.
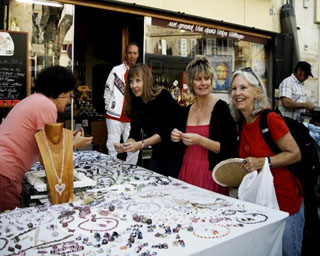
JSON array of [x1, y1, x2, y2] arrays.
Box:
[[74, 6, 144, 115]]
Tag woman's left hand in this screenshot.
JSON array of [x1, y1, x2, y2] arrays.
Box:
[[181, 132, 201, 146], [122, 140, 141, 153], [240, 157, 265, 173]]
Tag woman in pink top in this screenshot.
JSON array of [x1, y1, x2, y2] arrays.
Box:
[[0, 66, 92, 211], [171, 57, 237, 194]]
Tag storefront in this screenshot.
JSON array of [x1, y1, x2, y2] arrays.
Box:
[[1, 0, 276, 127], [144, 17, 272, 104]]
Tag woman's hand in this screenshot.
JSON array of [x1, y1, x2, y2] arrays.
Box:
[[73, 128, 93, 149], [114, 140, 141, 153], [240, 157, 265, 173], [181, 132, 201, 146], [114, 143, 125, 153], [171, 128, 183, 142], [122, 140, 141, 153]]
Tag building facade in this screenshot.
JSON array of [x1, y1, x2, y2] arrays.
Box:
[[1, 0, 319, 108]]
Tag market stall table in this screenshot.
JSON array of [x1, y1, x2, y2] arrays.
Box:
[[0, 151, 288, 256]]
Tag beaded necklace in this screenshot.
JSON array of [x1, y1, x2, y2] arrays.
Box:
[[193, 225, 230, 239], [77, 217, 119, 232], [42, 128, 66, 196], [236, 213, 268, 224]]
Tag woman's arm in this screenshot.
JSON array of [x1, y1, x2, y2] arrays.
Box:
[[241, 112, 302, 173], [269, 132, 301, 167], [241, 132, 301, 172], [115, 134, 161, 153]]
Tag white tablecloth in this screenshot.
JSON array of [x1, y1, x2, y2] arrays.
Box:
[[0, 151, 288, 256]]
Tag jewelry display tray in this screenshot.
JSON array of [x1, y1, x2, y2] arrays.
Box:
[[25, 169, 97, 192]]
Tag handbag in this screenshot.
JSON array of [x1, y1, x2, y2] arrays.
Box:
[[238, 157, 279, 210]]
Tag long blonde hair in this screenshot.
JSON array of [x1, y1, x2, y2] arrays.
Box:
[[125, 63, 163, 117]]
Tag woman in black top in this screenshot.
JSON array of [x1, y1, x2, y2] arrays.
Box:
[[114, 63, 183, 178]]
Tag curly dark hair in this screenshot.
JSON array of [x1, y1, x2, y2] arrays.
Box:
[[34, 66, 77, 99]]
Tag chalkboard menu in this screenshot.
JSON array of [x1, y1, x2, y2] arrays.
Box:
[[0, 31, 28, 102]]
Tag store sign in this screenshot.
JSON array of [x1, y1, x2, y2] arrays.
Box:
[[151, 17, 270, 45], [166, 21, 245, 40], [152, 18, 245, 40]]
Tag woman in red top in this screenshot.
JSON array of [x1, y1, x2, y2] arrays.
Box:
[[228, 67, 304, 256]]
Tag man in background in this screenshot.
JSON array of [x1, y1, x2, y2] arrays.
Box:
[[279, 61, 316, 121], [104, 42, 139, 164]]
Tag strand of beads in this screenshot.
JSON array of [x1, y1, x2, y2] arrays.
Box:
[[193, 225, 230, 239], [0, 238, 8, 251], [78, 217, 119, 232], [236, 213, 268, 224]]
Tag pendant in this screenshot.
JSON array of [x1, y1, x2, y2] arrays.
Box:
[[55, 183, 65, 196]]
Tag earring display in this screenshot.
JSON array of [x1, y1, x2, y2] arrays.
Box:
[[0, 150, 288, 255]]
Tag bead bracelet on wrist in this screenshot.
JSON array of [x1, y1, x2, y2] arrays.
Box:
[[141, 140, 147, 149]]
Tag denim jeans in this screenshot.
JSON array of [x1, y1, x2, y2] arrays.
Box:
[[282, 201, 305, 256]]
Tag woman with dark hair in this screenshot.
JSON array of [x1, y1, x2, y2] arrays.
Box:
[[171, 56, 237, 195], [0, 66, 92, 211], [228, 67, 303, 256], [114, 63, 183, 177]]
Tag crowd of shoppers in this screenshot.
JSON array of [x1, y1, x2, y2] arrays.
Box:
[[2, 53, 315, 256]]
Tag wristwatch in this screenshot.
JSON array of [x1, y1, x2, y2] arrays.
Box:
[[141, 140, 147, 149], [267, 156, 272, 168]]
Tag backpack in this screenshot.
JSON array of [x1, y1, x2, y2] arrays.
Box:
[[259, 109, 320, 185]]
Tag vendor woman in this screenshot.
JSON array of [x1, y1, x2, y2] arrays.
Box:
[[0, 66, 92, 211]]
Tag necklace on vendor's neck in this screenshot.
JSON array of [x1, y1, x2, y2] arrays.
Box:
[[42, 128, 66, 196]]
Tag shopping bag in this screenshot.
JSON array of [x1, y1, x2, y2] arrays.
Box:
[[238, 157, 279, 210]]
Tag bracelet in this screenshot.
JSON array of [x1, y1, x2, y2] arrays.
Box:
[[141, 140, 147, 149], [267, 156, 272, 168]]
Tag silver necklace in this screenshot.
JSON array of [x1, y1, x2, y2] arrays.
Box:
[[42, 129, 65, 196]]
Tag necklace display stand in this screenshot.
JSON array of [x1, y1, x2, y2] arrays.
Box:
[[35, 123, 74, 204]]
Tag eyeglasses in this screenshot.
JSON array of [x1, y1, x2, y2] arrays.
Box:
[[58, 94, 74, 100], [240, 67, 261, 86]]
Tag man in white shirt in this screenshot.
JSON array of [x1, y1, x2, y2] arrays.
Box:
[[104, 42, 139, 164], [279, 61, 316, 121]]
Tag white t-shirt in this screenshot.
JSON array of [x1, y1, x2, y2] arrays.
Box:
[[279, 73, 306, 121]]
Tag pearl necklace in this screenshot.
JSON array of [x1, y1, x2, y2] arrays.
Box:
[[42, 129, 66, 196]]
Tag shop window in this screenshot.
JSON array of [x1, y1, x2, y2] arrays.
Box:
[[144, 17, 269, 105], [8, 1, 74, 90]]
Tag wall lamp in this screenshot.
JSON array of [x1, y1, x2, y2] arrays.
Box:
[[15, 0, 63, 7]]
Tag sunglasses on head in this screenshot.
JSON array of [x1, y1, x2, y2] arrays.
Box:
[[191, 58, 208, 66], [239, 67, 261, 86]]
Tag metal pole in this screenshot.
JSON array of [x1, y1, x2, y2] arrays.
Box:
[[5, 0, 9, 30], [0, 0, 4, 30]]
